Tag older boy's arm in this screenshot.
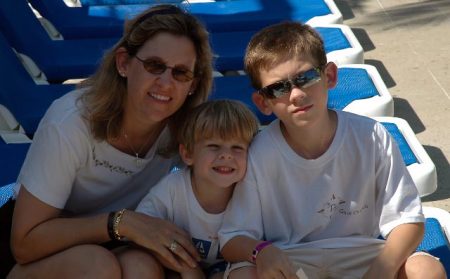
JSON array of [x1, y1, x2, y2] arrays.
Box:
[[363, 222, 424, 279], [222, 236, 297, 279], [221, 235, 259, 262]]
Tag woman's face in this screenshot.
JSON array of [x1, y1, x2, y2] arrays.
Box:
[[118, 32, 197, 126]]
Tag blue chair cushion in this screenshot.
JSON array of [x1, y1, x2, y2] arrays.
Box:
[[0, 183, 14, 208], [417, 218, 450, 275], [381, 122, 418, 166], [328, 68, 379, 110]]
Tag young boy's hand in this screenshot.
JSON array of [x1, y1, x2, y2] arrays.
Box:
[[256, 245, 297, 279]]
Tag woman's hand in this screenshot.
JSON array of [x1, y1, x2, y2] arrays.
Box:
[[120, 210, 200, 270], [256, 245, 297, 279]]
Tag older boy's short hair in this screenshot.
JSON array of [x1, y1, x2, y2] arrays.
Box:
[[244, 21, 327, 90], [178, 100, 259, 153]]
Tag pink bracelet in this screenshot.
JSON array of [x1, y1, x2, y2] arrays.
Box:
[[251, 241, 272, 263]]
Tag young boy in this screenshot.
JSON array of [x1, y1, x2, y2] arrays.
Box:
[[218, 22, 446, 279], [136, 100, 259, 279]]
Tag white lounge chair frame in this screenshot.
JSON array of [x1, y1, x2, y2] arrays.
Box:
[[373, 117, 437, 197]]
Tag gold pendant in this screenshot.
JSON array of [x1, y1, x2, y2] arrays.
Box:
[[135, 154, 142, 167]]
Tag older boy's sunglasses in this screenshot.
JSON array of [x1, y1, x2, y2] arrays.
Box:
[[258, 67, 322, 99], [135, 56, 195, 82]]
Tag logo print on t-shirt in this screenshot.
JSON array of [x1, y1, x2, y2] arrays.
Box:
[[192, 237, 211, 259], [317, 194, 346, 219]]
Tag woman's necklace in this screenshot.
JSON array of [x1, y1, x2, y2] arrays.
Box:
[[122, 131, 154, 167]]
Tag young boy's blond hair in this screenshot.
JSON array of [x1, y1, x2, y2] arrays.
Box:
[[244, 21, 327, 90], [177, 99, 259, 154]]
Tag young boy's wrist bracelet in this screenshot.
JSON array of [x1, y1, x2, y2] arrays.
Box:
[[251, 241, 272, 263]]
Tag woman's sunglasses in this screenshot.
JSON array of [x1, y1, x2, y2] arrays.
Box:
[[135, 56, 195, 82], [258, 67, 322, 99]]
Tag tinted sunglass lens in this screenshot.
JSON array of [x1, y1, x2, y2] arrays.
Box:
[[144, 60, 166, 74], [271, 83, 290, 98], [261, 81, 289, 98], [172, 68, 194, 82], [294, 70, 321, 89]]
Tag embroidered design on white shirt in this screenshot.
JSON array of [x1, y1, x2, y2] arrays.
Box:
[[317, 194, 346, 219], [92, 147, 134, 176]]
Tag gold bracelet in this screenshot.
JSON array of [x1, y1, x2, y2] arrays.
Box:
[[112, 209, 126, 240]]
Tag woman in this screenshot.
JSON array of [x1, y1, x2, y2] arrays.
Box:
[[8, 4, 213, 278]]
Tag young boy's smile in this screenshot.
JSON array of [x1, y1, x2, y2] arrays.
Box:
[[181, 137, 249, 189]]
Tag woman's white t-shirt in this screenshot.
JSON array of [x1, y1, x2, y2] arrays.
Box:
[[16, 89, 178, 216]]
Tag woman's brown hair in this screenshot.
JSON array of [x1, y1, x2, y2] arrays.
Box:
[[79, 5, 213, 154]]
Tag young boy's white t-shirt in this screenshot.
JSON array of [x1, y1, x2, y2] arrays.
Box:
[[136, 168, 224, 267], [16, 89, 177, 216], [219, 110, 424, 250]]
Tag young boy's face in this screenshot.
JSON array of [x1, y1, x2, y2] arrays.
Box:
[[180, 136, 249, 189], [253, 57, 337, 130]]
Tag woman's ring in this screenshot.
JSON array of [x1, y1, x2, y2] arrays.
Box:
[[169, 240, 179, 252]]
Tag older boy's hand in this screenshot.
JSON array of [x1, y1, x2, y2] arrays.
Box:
[[256, 245, 297, 279]]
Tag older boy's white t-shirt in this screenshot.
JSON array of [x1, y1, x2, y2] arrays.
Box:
[[219, 111, 424, 249], [136, 168, 224, 267], [16, 89, 177, 216]]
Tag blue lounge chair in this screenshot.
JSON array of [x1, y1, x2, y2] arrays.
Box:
[[29, 0, 341, 39], [0, 32, 74, 135], [0, 0, 362, 80], [421, 207, 450, 274], [0, 0, 117, 83], [211, 24, 363, 71]]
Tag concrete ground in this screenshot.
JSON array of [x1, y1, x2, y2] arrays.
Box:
[[334, 0, 450, 210]]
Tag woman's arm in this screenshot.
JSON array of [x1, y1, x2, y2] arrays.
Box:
[[11, 186, 110, 264], [11, 186, 200, 269]]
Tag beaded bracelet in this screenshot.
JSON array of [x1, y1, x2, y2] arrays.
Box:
[[107, 209, 126, 241], [112, 209, 126, 240]]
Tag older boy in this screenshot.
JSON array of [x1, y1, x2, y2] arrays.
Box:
[[218, 22, 446, 279]]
